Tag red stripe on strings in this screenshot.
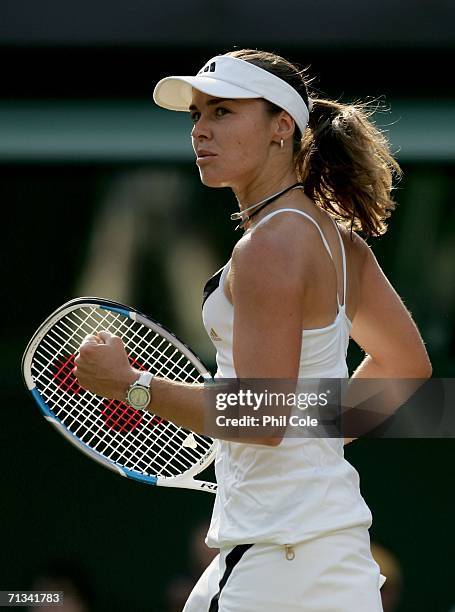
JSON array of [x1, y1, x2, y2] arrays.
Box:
[[101, 399, 164, 431], [52, 354, 82, 395], [101, 399, 144, 432], [128, 356, 147, 370]]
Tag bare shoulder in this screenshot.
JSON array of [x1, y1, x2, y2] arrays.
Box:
[[337, 222, 371, 268], [231, 213, 316, 286], [339, 226, 391, 285]]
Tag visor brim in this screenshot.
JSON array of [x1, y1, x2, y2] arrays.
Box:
[[153, 76, 262, 111]]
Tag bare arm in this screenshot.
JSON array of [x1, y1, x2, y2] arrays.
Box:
[[343, 241, 432, 443], [74, 225, 306, 446], [231, 229, 304, 379], [73, 332, 207, 430], [350, 242, 432, 377]]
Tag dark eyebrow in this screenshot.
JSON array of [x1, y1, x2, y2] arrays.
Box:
[[189, 98, 234, 111]]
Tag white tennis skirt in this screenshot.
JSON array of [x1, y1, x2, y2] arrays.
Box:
[[183, 526, 385, 612]]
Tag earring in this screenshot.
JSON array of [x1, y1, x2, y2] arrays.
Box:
[[280, 138, 284, 149]]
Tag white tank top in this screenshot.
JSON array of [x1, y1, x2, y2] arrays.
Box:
[[202, 208, 373, 547]]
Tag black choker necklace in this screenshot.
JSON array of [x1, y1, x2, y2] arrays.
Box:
[[231, 182, 305, 230]]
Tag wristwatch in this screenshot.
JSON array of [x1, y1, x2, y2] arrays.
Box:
[[126, 371, 154, 410]]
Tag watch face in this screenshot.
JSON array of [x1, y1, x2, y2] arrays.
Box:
[[128, 386, 150, 409]]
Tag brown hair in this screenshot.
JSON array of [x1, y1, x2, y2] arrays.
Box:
[[226, 49, 402, 238]]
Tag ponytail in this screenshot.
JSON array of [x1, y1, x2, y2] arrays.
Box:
[[296, 98, 402, 237]]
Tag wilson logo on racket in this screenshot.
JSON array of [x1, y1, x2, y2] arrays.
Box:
[[51, 353, 164, 432]]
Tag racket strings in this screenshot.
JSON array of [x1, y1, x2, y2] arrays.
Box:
[[35, 355, 209, 478], [31, 305, 212, 479]]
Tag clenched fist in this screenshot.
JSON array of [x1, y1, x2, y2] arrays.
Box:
[[74, 331, 140, 400]]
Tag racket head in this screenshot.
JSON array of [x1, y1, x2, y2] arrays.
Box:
[[22, 297, 217, 492]]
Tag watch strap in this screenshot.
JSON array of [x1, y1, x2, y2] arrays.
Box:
[[135, 371, 153, 389]]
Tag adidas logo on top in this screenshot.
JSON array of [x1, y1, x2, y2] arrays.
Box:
[[210, 328, 222, 342]]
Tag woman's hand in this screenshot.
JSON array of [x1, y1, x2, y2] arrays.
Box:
[[74, 331, 139, 401]]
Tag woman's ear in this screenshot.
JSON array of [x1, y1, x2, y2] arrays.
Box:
[[272, 110, 295, 146]]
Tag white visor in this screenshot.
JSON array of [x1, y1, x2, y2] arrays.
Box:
[[153, 55, 312, 135]]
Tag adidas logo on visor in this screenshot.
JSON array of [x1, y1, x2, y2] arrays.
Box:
[[198, 61, 216, 75]]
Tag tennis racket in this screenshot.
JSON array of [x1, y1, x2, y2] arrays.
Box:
[[22, 297, 218, 494]]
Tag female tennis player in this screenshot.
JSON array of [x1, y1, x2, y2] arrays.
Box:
[[75, 49, 432, 611]]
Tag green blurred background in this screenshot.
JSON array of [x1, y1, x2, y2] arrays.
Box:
[[1, 1, 454, 610]]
